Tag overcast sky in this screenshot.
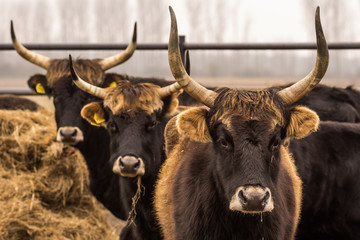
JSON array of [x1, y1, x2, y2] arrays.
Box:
[[2, 0, 359, 43], [1, 0, 360, 88]]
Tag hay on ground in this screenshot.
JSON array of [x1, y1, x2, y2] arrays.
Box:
[[0, 109, 118, 240]]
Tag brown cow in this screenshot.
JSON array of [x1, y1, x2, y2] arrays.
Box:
[[154, 6, 328, 240]]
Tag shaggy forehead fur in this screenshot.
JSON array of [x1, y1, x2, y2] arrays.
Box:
[[46, 59, 104, 87], [209, 88, 284, 128], [103, 81, 164, 115]]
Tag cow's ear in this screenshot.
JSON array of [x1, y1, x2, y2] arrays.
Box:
[[176, 107, 212, 142], [286, 106, 319, 139], [27, 74, 50, 95], [162, 90, 183, 117], [81, 102, 107, 127]]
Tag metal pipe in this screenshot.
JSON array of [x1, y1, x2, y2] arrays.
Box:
[[1, 42, 360, 51]]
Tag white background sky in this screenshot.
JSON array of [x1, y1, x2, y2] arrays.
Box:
[[1, 0, 360, 88], [2, 0, 358, 43]]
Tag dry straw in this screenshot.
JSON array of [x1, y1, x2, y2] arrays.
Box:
[[0, 109, 118, 240], [126, 176, 145, 226]]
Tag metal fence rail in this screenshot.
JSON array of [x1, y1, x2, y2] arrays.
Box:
[[1, 36, 360, 95], [1, 42, 360, 51]]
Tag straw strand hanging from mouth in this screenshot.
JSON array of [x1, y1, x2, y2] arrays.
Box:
[[126, 176, 145, 226]]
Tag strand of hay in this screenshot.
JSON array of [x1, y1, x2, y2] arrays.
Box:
[[0, 109, 118, 240], [126, 176, 145, 226]]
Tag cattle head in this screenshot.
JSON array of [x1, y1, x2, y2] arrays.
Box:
[[11, 21, 137, 145], [69, 56, 183, 178], [168, 6, 328, 213]]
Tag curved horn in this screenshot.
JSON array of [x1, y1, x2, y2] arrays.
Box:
[[69, 55, 106, 99], [168, 6, 217, 107], [157, 50, 191, 98], [98, 22, 137, 71], [157, 82, 182, 98], [277, 7, 329, 105], [11, 20, 52, 70]]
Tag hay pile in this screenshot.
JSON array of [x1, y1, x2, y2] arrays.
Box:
[[0, 109, 118, 240]]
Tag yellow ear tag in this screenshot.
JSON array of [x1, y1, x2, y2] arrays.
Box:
[[94, 113, 105, 124], [35, 83, 46, 94], [109, 81, 117, 88], [91, 122, 101, 127]]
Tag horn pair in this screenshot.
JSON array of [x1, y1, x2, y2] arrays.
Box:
[[168, 6, 329, 106], [10, 21, 137, 71], [69, 54, 182, 99]]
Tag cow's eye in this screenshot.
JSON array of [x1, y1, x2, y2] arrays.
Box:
[[269, 125, 282, 151], [108, 122, 117, 132], [218, 138, 232, 151], [220, 139, 227, 147], [270, 137, 280, 152], [147, 120, 158, 131]]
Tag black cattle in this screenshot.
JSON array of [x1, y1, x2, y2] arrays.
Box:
[[10, 21, 137, 220], [272, 84, 360, 122], [0, 94, 40, 111], [290, 121, 360, 240], [69, 56, 186, 240], [154, 7, 328, 239], [11, 20, 196, 222]]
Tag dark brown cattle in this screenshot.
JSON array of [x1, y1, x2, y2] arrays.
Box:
[[289, 121, 360, 240], [11, 21, 197, 225], [272, 84, 360, 123], [11, 21, 137, 220], [154, 6, 328, 239], [11, 20, 137, 145], [0, 94, 40, 111], [69, 57, 184, 240]]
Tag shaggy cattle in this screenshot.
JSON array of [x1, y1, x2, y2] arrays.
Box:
[[0, 94, 40, 111], [11, 20, 197, 222], [69, 55, 184, 240], [290, 121, 360, 240], [154, 6, 328, 240], [11, 20, 137, 220]]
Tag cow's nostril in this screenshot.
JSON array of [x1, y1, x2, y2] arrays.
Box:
[[239, 190, 247, 204], [119, 158, 124, 167], [133, 160, 140, 170], [263, 191, 270, 203], [71, 129, 77, 137]]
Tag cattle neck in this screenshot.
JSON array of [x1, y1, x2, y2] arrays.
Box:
[[76, 125, 110, 170]]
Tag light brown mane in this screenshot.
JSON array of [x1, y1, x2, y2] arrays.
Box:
[[209, 88, 284, 128], [46, 59, 104, 87], [103, 81, 163, 115]]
